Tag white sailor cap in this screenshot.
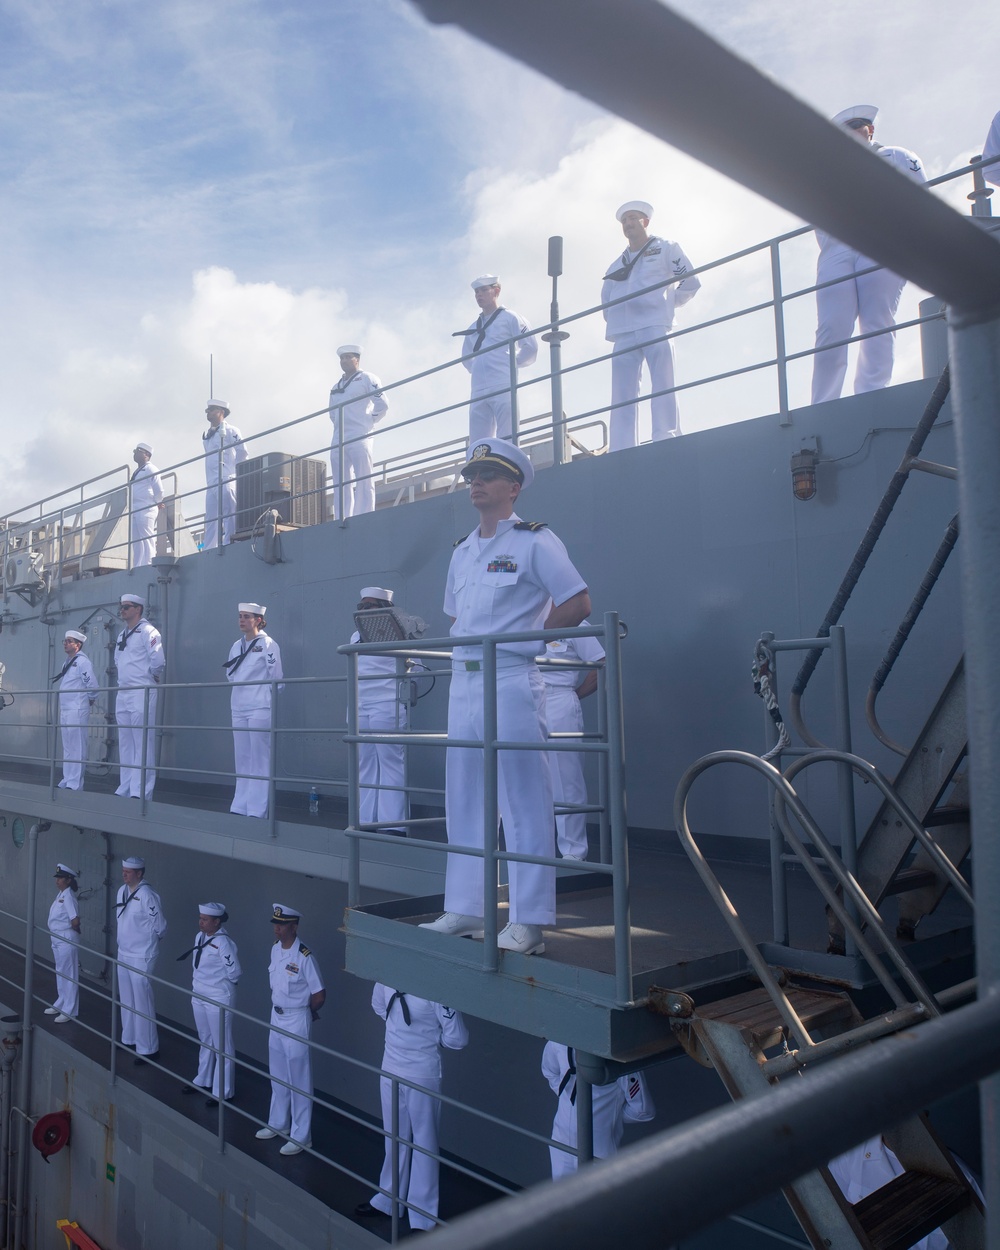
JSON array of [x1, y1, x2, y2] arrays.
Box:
[[462, 438, 534, 488], [122, 856, 145, 870], [64, 630, 87, 644], [198, 901, 226, 917], [120, 593, 145, 607], [134, 442, 153, 454], [271, 903, 300, 924], [832, 104, 878, 127], [360, 586, 394, 604], [238, 602, 266, 616], [54, 863, 79, 878], [616, 200, 653, 221], [337, 344, 362, 357], [471, 274, 500, 290], [206, 399, 230, 413]]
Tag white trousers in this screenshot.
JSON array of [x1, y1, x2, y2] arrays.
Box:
[[130, 507, 157, 567], [609, 329, 678, 450], [51, 930, 80, 1017], [231, 710, 272, 818], [469, 391, 512, 443], [118, 951, 159, 1055], [550, 1084, 625, 1178], [59, 693, 90, 790], [331, 434, 376, 518], [192, 984, 236, 1098], [545, 686, 589, 859], [266, 1007, 313, 1144], [115, 688, 158, 798], [811, 245, 906, 403], [359, 706, 407, 829], [203, 478, 237, 548], [370, 1074, 442, 1230], [444, 663, 556, 925]]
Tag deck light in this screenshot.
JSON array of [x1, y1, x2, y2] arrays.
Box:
[[791, 447, 818, 501]]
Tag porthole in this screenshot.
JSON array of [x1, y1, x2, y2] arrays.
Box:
[[11, 818, 25, 850]]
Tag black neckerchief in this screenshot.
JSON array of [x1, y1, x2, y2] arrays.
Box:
[[176, 936, 217, 965], [52, 656, 78, 683], [331, 371, 363, 396], [224, 636, 261, 673], [117, 623, 142, 652], [557, 1046, 577, 1104], [386, 990, 411, 1025], [117, 885, 143, 915], [452, 307, 504, 352], [604, 236, 657, 282]]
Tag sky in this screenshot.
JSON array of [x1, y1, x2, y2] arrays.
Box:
[[1, 0, 997, 518]]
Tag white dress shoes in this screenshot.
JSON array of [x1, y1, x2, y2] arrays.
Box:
[[497, 922, 545, 955], [255, 1127, 281, 1140], [44, 1007, 59, 1015], [418, 912, 485, 939], [279, 1139, 310, 1156], [54, 1013, 73, 1024]]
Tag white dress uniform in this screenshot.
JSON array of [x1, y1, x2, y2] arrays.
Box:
[[116, 880, 167, 1055], [329, 371, 388, 519], [811, 144, 926, 403], [202, 421, 247, 548], [189, 927, 241, 1098], [265, 937, 324, 1146], [56, 650, 97, 790], [227, 631, 283, 818], [983, 110, 1000, 188], [460, 309, 538, 442], [114, 617, 165, 798], [129, 462, 163, 567], [48, 886, 80, 1018], [542, 629, 606, 860], [542, 1042, 655, 1179], [444, 513, 587, 925], [352, 631, 412, 831], [602, 237, 700, 449], [367, 984, 469, 1230]]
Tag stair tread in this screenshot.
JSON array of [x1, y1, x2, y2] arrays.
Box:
[[696, 986, 853, 1041], [854, 1169, 970, 1250]]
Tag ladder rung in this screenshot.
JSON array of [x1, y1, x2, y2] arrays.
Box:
[[854, 1170, 970, 1250], [696, 986, 853, 1050], [883, 867, 939, 895]]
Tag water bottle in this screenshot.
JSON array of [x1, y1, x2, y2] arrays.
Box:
[[309, 786, 320, 815]]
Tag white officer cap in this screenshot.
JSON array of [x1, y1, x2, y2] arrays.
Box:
[[120, 593, 145, 607], [238, 602, 266, 616], [360, 586, 394, 604], [462, 438, 534, 488], [198, 901, 226, 916], [206, 399, 230, 413], [271, 903, 300, 923], [337, 344, 362, 357], [134, 442, 153, 454], [832, 104, 878, 127], [122, 856, 145, 870], [616, 200, 653, 221], [54, 863, 80, 878], [471, 274, 500, 290], [64, 630, 87, 643]]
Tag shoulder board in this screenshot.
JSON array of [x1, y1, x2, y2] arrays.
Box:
[[514, 521, 548, 532], [298, 944, 312, 957], [453, 536, 466, 547]]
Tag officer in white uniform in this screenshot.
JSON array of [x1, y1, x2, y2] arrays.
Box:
[[356, 984, 469, 1230], [542, 627, 606, 861], [456, 276, 538, 443], [180, 901, 241, 1105], [983, 110, 1000, 188], [129, 442, 164, 568], [116, 855, 167, 1060], [202, 399, 247, 549], [329, 344, 389, 519], [601, 201, 701, 450], [114, 594, 165, 799], [542, 1042, 655, 1179], [811, 106, 926, 404], [54, 629, 97, 790], [225, 602, 284, 818], [256, 904, 325, 1155], [421, 439, 591, 956], [46, 864, 81, 1022]]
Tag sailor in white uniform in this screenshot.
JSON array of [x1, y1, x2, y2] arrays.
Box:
[[329, 344, 388, 519], [542, 1041, 655, 1179], [256, 904, 325, 1156], [181, 902, 241, 1104], [541, 628, 606, 861], [226, 602, 283, 818], [982, 110, 1000, 188], [456, 276, 538, 443], [356, 984, 469, 1230], [202, 399, 247, 549], [114, 594, 165, 799], [129, 442, 164, 568], [116, 855, 166, 1060], [46, 864, 82, 1022], [421, 439, 590, 956], [601, 201, 701, 450], [811, 106, 926, 404], [54, 629, 97, 790]]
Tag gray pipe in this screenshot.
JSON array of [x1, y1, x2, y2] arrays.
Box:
[[0, 1017, 23, 1248], [11, 822, 40, 1250]]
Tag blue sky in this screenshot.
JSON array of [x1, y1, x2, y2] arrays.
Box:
[[1, 0, 996, 513]]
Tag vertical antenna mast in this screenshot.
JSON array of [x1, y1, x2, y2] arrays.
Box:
[[210, 353, 214, 400]]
